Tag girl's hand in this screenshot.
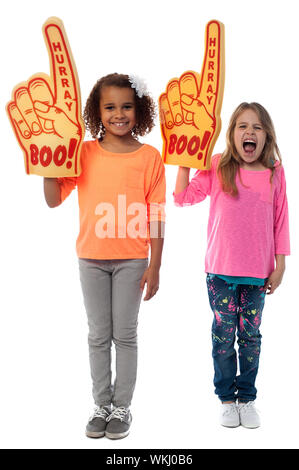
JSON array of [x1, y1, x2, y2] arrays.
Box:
[[140, 266, 160, 301], [263, 268, 285, 295]]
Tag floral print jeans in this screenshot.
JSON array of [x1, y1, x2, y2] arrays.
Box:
[[206, 273, 266, 402]]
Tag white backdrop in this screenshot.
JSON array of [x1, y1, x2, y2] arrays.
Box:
[[1, 0, 298, 450]]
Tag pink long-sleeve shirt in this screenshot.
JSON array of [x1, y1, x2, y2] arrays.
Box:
[[174, 154, 290, 278]]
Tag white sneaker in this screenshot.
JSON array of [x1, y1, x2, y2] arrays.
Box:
[[220, 403, 240, 427], [238, 401, 260, 428]]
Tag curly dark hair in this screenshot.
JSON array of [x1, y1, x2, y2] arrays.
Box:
[[83, 73, 156, 139]]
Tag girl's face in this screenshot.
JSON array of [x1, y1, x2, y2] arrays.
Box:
[[233, 109, 266, 167], [99, 86, 136, 138]]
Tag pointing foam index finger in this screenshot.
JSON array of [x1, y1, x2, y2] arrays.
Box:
[[198, 20, 225, 118], [42, 17, 80, 121]]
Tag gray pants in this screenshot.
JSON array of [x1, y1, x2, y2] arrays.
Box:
[[78, 258, 148, 408]]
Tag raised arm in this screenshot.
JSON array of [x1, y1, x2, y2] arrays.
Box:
[[43, 177, 61, 207], [174, 167, 191, 194]]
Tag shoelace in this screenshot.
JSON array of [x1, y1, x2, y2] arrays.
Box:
[[106, 406, 128, 422], [223, 404, 238, 416], [89, 406, 110, 422], [238, 401, 259, 415]]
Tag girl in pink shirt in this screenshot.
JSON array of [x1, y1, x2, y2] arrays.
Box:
[[174, 102, 290, 429]]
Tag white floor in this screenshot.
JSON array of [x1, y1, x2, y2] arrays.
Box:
[[0, 260, 297, 449]]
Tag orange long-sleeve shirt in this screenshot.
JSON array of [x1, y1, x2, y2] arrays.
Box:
[[58, 140, 166, 260]]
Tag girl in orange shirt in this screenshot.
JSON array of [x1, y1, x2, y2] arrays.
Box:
[[44, 73, 166, 440]]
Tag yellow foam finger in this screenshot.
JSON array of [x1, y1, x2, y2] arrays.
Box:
[[43, 17, 82, 123], [179, 72, 200, 123], [6, 17, 85, 177], [29, 76, 55, 133], [159, 93, 174, 129], [159, 19, 225, 170], [29, 76, 54, 105], [15, 87, 42, 136], [167, 80, 183, 126], [199, 20, 225, 119], [7, 101, 31, 140]]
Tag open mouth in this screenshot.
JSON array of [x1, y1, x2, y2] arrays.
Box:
[[243, 140, 256, 154]]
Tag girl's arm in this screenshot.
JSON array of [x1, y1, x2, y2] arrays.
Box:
[[173, 163, 212, 206], [275, 254, 286, 272], [140, 221, 165, 301], [43, 178, 61, 208], [265, 166, 290, 295], [174, 167, 190, 194], [44, 176, 77, 207], [264, 254, 286, 295]]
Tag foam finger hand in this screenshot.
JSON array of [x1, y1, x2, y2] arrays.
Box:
[[180, 94, 212, 128], [6, 17, 84, 177], [158, 20, 225, 170]]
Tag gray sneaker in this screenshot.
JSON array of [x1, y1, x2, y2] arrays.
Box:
[[86, 405, 111, 438], [105, 406, 132, 440]]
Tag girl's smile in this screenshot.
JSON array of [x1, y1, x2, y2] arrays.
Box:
[[234, 109, 266, 169], [99, 86, 136, 138]]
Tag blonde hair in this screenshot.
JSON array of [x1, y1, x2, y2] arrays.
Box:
[[217, 102, 282, 197]]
